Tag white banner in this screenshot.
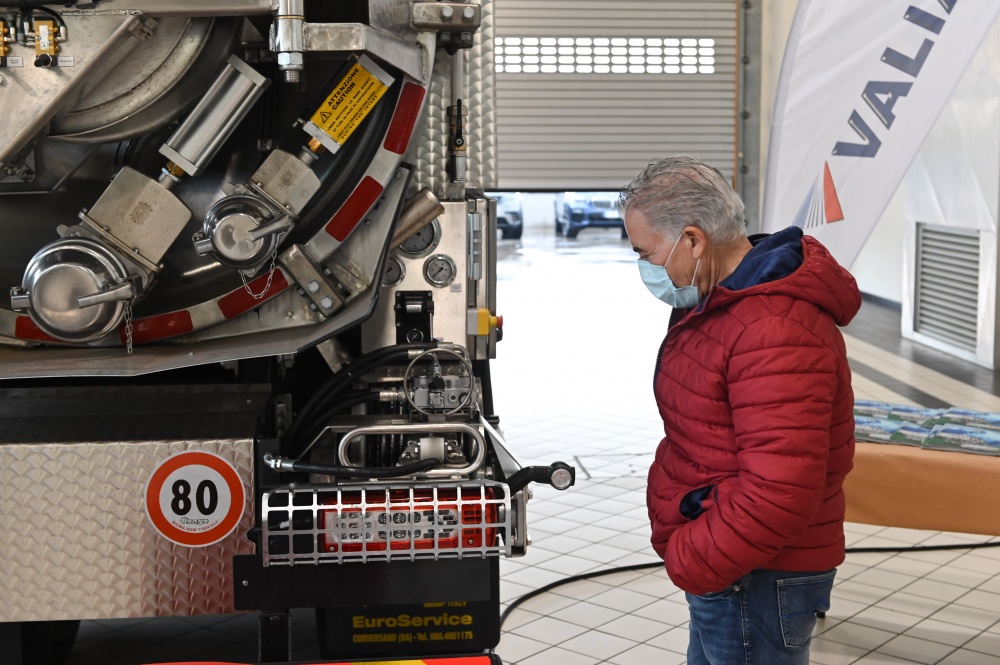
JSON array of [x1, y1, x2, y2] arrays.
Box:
[[761, 0, 1000, 269]]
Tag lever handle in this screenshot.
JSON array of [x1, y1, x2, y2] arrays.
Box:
[[77, 282, 134, 309], [249, 217, 294, 242]]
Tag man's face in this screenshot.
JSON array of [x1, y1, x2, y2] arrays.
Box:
[[625, 208, 695, 289]]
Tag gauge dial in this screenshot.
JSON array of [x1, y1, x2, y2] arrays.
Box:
[[399, 219, 441, 257], [423, 254, 457, 288], [381, 256, 406, 287]]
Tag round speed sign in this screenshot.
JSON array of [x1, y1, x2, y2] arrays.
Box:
[[145, 451, 246, 547]]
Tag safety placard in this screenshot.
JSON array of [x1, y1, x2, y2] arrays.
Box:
[[144, 450, 246, 547], [305, 54, 396, 153]]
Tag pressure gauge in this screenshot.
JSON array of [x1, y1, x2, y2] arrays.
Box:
[[399, 219, 441, 257], [423, 254, 457, 288], [381, 255, 406, 287]]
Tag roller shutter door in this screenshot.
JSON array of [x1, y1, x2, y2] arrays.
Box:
[[493, 0, 738, 191], [914, 223, 980, 352]]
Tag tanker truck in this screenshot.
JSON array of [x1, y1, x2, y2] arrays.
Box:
[[0, 1, 573, 662]]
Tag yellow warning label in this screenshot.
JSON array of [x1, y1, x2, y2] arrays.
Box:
[[308, 55, 393, 149]]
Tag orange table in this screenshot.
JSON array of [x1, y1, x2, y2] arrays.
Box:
[[845, 442, 1000, 537]]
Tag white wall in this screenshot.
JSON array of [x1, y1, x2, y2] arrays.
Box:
[[759, 0, 905, 304]]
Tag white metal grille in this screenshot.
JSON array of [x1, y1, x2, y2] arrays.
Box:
[[262, 482, 511, 565], [494, 0, 737, 190], [496, 37, 716, 74], [914, 223, 980, 352]]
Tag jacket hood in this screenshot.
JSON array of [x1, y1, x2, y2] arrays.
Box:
[[708, 227, 861, 326]]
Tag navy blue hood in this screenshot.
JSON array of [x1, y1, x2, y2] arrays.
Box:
[[719, 226, 804, 291]]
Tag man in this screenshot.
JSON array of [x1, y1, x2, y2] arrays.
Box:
[[620, 156, 860, 665]]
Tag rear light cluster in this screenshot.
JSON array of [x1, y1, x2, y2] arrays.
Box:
[[262, 483, 511, 564]]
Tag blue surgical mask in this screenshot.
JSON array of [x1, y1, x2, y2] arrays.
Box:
[[638, 239, 702, 308]]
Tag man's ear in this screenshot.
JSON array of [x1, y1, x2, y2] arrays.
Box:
[[684, 226, 708, 260]]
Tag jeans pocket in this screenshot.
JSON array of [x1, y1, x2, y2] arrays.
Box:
[[776, 570, 836, 648]]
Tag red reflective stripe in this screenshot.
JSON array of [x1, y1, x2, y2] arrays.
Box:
[[124, 311, 194, 345], [217, 269, 290, 320], [384, 82, 426, 155], [325, 176, 384, 241], [14, 316, 57, 342]]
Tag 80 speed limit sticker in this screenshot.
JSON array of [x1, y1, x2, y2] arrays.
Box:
[[145, 451, 246, 547]]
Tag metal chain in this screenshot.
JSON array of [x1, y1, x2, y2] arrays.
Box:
[[124, 299, 134, 356], [241, 248, 278, 300]]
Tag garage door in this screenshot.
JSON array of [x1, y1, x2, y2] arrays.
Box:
[[494, 0, 738, 191]]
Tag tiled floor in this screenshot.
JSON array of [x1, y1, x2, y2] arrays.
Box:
[[58, 223, 1000, 664]]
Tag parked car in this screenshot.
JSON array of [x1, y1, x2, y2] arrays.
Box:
[[555, 191, 625, 238], [493, 192, 524, 239]]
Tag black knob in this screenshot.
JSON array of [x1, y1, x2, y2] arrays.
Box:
[[34, 54, 53, 68]]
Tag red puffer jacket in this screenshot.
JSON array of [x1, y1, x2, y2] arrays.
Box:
[[648, 229, 861, 596]]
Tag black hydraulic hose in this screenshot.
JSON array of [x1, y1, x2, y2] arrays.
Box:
[[499, 540, 1000, 630], [25, 5, 65, 26], [0, 1, 69, 7], [279, 457, 440, 478], [294, 389, 383, 454], [283, 343, 435, 455]]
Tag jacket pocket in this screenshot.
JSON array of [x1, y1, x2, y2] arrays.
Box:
[[776, 570, 836, 648]]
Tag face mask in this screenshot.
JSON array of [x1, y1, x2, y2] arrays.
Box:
[[637, 238, 702, 308]]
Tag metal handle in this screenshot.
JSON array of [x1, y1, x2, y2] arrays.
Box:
[[249, 217, 294, 241], [77, 282, 134, 309], [334, 422, 487, 479]]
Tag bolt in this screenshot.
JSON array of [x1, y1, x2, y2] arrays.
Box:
[[440, 4, 454, 20], [242, 579, 249, 587], [462, 6, 476, 22], [286, 310, 294, 318], [320, 296, 334, 309], [307, 280, 320, 293], [0, 74, 5, 86]]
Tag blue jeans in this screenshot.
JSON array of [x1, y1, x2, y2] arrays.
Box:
[[685, 568, 836, 665]]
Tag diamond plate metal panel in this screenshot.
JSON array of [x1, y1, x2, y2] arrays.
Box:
[[409, 0, 497, 194], [0, 438, 255, 622]]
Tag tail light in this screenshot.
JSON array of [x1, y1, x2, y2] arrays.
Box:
[[261, 483, 511, 565], [319, 487, 497, 553]]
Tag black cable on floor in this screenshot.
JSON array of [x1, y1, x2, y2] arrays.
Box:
[[498, 540, 1000, 629]]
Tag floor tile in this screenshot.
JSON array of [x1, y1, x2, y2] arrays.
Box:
[[900, 579, 971, 603], [585, 587, 660, 613], [875, 635, 956, 665], [852, 652, 926, 664], [925, 566, 994, 589], [548, 601, 625, 630], [963, 631, 1000, 657], [851, 607, 926, 633], [928, 603, 1000, 631], [557, 629, 637, 661], [518, 646, 601, 665], [644, 625, 690, 655], [632, 598, 691, 626], [937, 650, 1000, 665], [851, 568, 919, 592], [607, 642, 686, 665], [595, 614, 666, 642], [877, 591, 951, 618], [514, 590, 579, 616], [809, 636, 869, 665], [822, 621, 897, 651], [904, 618, 982, 647], [510, 615, 590, 645], [496, 632, 550, 662], [952, 589, 1000, 613]]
